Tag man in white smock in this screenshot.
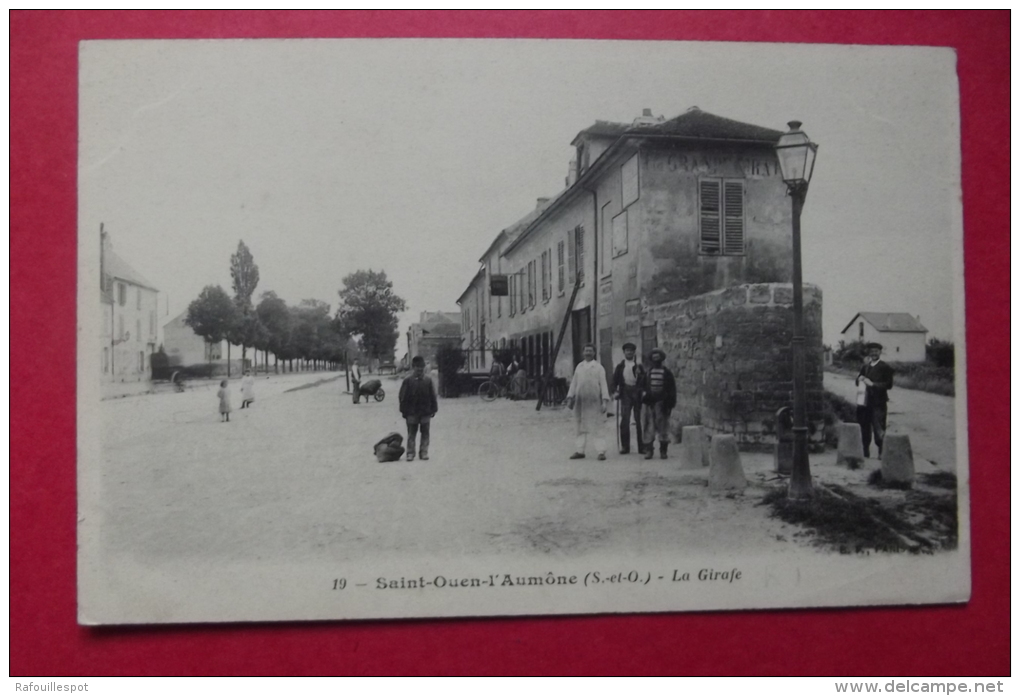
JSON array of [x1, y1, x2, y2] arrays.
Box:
[[566, 343, 611, 460]]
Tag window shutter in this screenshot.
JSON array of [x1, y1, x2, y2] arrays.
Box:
[[567, 232, 576, 284], [699, 179, 721, 254], [575, 226, 585, 283], [723, 180, 745, 254]]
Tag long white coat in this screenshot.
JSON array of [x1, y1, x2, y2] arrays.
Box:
[[567, 359, 610, 435]]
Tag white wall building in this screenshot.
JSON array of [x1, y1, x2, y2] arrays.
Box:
[[840, 312, 929, 362]]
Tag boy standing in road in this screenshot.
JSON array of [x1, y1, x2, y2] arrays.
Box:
[[399, 355, 439, 461]]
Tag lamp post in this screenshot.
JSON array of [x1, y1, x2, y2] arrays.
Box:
[[775, 121, 818, 500]]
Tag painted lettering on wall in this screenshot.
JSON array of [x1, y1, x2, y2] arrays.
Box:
[[599, 280, 613, 316], [648, 153, 779, 178]]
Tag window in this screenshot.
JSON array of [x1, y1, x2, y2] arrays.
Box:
[[600, 203, 613, 276], [859, 322, 864, 339], [621, 154, 639, 207], [102, 347, 109, 373], [557, 241, 565, 293], [575, 226, 585, 284], [540, 250, 549, 301], [136, 287, 142, 310], [486, 264, 492, 323], [545, 249, 552, 301], [509, 274, 516, 315], [612, 210, 629, 257], [519, 268, 527, 312], [118, 315, 124, 340], [699, 178, 745, 255], [117, 283, 126, 306], [138, 351, 144, 372], [528, 260, 537, 309], [136, 319, 141, 343]]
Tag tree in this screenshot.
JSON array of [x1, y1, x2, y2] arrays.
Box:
[[335, 270, 407, 365], [184, 285, 239, 373], [229, 240, 260, 367], [256, 291, 291, 373]]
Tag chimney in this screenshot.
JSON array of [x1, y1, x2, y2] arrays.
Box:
[[536, 197, 550, 210], [565, 159, 578, 187], [632, 108, 665, 126]]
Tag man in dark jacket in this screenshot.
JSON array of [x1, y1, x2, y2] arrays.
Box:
[[399, 356, 439, 461], [856, 342, 894, 457], [640, 348, 677, 460], [612, 342, 645, 454]]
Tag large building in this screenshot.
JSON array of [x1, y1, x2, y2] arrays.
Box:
[[457, 107, 825, 444], [840, 312, 928, 362], [100, 228, 160, 384]]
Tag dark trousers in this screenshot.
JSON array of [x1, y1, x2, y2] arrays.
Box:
[[857, 403, 888, 456], [406, 415, 431, 456], [351, 380, 361, 403], [618, 385, 644, 453]]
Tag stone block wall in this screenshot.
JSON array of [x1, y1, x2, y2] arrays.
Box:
[[643, 283, 824, 447]]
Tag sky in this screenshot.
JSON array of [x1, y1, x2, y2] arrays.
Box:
[[79, 39, 963, 348]]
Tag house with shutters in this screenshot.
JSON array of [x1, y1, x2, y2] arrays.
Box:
[[840, 312, 929, 362], [100, 227, 161, 385], [458, 107, 798, 380]]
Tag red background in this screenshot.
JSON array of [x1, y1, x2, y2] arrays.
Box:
[[10, 11, 1009, 676]]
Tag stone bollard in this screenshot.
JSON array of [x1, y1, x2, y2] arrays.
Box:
[[881, 434, 915, 487], [836, 423, 866, 469], [679, 426, 708, 470], [709, 434, 746, 492]]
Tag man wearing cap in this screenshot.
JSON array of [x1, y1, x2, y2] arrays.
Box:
[[612, 342, 645, 454], [856, 342, 895, 457], [640, 348, 677, 460]]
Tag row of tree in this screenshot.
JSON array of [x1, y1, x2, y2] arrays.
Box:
[[184, 241, 406, 375]]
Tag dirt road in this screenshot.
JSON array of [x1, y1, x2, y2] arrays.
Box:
[[824, 372, 960, 472], [99, 372, 811, 565]]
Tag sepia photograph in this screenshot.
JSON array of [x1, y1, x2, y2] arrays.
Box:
[[77, 38, 970, 625]]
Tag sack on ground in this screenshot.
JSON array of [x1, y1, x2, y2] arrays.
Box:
[[373, 432, 406, 463]]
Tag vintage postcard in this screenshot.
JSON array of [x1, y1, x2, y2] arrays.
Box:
[[77, 39, 969, 624]]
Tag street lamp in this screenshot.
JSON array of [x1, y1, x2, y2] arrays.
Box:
[[776, 121, 818, 500]]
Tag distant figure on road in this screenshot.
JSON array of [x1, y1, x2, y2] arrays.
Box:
[[566, 343, 611, 461], [240, 369, 256, 409], [856, 342, 894, 457], [349, 359, 362, 404], [612, 342, 645, 455], [217, 379, 232, 423], [640, 348, 677, 460], [399, 355, 438, 462]]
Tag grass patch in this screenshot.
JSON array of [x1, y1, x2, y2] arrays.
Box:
[[763, 483, 956, 554], [826, 363, 954, 397]]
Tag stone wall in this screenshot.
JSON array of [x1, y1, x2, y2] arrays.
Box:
[[643, 283, 824, 447]]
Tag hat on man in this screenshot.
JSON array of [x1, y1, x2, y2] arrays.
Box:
[[864, 342, 883, 351], [649, 348, 666, 360], [622, 342, 637, 351]]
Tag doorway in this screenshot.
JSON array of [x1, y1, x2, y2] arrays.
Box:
[[571, 307, 591, 366]]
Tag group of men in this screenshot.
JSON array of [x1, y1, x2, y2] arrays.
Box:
[[565, 342, 677, 461]]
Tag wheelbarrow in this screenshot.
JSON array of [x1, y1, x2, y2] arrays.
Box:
[[353, 379, 386, 404]]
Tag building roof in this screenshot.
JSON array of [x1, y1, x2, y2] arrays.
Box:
[[105, 249, 158, 291], [570, 108, 784, 147], [477, 197, 558, 262], [419, 323, 461, 338], [841, 312, 929, 335], [649, 108, 784, 142], [455, 268, 486, 305]]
